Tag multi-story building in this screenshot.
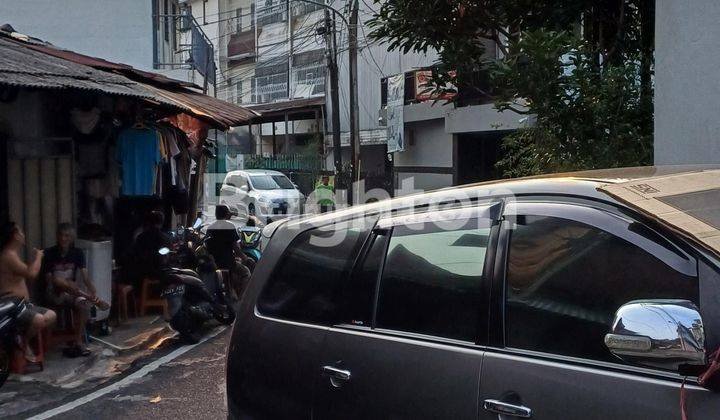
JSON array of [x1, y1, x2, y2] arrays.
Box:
[[0, 0, 216, 93], [216, 0, 326, 105], [655, 0, 720, 165], [325, 1, 526, 195]]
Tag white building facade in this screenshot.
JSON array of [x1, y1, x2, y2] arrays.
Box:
[[0, 0, 216, 93]]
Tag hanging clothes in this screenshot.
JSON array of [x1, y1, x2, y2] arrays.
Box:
[[116, 127, 162, 196]]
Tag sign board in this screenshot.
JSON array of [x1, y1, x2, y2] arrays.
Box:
[[415, 70, 457, 102], [599, 169, 720, 257], [386, 73, 405, 153]]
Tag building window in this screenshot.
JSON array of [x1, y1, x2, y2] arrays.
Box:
[[164, 0, 170, 42], [235, 81, 243, 104], [172, 4, 178, 50]]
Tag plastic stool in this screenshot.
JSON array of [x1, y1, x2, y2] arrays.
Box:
[[115, 283, 137, 322], [139, 278, 168, 318], [10, 333, 44, 374]]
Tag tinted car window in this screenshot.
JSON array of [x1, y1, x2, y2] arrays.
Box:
[[271, 175, 294, 189], [257, 220, 372, 324], [339, 232, 389, 327], [505, 215, 698, 362], [250, 175, 279, 190], [376, 222, 490, 341]]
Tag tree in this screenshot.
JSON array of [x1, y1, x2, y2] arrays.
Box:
[[368, 0, 655, 176]]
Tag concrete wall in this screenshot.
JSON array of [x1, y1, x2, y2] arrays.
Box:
[[394, 119, 453, 168], [0, 0, 155, 71], [655, 0, 720, 164]]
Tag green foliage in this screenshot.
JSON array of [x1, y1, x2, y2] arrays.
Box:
[[369, 0, 655, 177], [493, 29, 653, 175]]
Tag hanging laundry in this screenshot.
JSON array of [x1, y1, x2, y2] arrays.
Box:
[[116, 127, 162, 196]]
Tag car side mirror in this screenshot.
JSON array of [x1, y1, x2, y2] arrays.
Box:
[[605, 300, 706, 372], [240, 185, 249, 192]]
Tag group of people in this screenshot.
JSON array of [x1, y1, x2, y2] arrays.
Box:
[[0, 222, 109, 360], [0, 203, 258, 365]]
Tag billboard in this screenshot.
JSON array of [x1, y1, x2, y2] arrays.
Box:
[[387, 73, 405, 153]]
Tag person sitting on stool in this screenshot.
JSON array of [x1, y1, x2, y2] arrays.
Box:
[[45, 223, 109, 358]]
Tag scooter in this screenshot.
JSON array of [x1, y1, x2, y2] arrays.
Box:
[[0, 296, 30, 388], [239, 226, 262, 264], [158, 247, 235, 344]]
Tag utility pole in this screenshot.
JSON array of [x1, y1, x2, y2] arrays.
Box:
[[348, 0, 360, 205], [323, 10, 343, 184]]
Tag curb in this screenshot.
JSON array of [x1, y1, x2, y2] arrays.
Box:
[[89, 325, 176, 354]]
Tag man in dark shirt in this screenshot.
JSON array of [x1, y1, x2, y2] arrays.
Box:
[[206, 205, 251, 298], [133, 211, 173, 282], [45, 223, 109, 357]]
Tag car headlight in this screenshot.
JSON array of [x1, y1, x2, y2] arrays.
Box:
[[258, 197, 269, 203]]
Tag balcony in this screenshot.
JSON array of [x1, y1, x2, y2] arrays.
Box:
[[257, 0, 287, 26], [154, 11, 216, 84]]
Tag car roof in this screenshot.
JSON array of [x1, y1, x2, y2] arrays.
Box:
[[226, 169, 286, 176], [291, 165, 720, 227]]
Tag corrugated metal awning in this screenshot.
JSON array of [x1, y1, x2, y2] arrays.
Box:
[[0, 36, 178, 107], [0, 29, 258, 129]]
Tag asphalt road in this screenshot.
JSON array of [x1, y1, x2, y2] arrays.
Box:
[[29, 329, 231, 420]]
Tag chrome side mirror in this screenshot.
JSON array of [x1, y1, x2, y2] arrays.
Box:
[[605, 300, 706, 371]]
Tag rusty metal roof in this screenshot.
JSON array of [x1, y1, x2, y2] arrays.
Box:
[[0, 35, 177, 105], [142, 84, 259, 129], [0, 28, 258, 129]]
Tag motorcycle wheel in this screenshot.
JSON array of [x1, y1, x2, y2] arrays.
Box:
[[0, 344, 10, 389], [214, 302, 236, 325], [170, 308, 203, 344]]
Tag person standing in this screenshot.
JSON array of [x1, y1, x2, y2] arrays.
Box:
[[0, 222, 56, 360], [44, 223, 108, 357], [314, 175, 335, 213]]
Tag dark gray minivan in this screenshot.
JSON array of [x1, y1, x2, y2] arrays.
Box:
[[227, 168, 720, 419]]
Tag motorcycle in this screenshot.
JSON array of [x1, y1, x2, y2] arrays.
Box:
[[158, 245, 236, 344], [170, 218, 206, 270], [238, 226, 262, 265], [0, 296, 30, 388]]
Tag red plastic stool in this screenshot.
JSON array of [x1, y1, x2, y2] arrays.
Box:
[[10, 333, 45, 374]]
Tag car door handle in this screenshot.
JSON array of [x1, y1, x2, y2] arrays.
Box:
[[321, 365, 352, 381], [482, 399, 532, 418]]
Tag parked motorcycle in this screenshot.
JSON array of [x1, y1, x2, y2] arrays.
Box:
[[238, 226, 262, 264], [0, 296, 30, 388], [158, 246, 236, 344]]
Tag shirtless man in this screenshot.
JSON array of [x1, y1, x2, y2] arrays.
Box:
[[0, 222, 57, 349]]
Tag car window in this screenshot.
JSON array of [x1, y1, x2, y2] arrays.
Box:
[[339, 232, 389, 327], [505, 215, 698, 362], [257, 220, 373, 325], [250, 175, 280, 190], [375, 221, 490, 341], [271, 175, 294, 189]]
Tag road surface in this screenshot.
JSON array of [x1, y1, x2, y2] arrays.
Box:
[[20, 329, 231, 420]]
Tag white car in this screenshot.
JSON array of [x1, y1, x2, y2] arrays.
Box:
[[219, 169, 305, 223]]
